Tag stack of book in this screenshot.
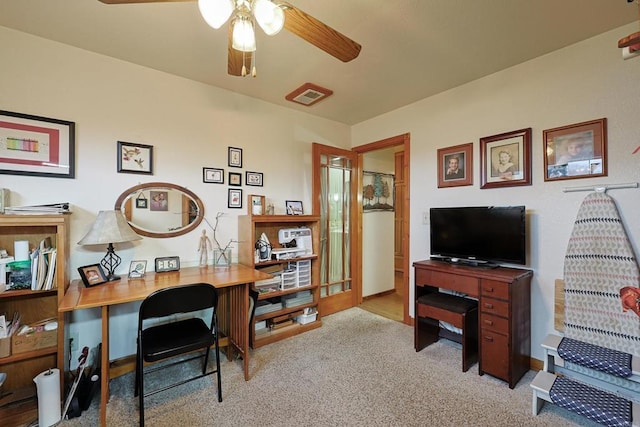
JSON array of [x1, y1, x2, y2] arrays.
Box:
[[4, 202, 70, 215]]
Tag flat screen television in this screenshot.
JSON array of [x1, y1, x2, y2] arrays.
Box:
[[429, 206, 526, 266]]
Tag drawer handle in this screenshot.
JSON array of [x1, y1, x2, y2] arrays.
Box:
[[484, 303, 494, 309], [484, 336, 494, 342], [483, 319, 493, 325], [486, 287, 494, 292]]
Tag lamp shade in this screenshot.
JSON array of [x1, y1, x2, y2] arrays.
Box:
[[232, 16, 257, 52], [78, 210, 142, 246], [253, 0, 284, 36], [198, 0, 234, 29]]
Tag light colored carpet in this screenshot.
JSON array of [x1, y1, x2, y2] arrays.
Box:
[[59, 307, 597, 426]]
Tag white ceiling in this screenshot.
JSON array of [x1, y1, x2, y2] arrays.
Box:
[[0, 0, 637, 125]]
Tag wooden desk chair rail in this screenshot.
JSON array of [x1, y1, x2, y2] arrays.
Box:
[[135, 283, 223, 427]]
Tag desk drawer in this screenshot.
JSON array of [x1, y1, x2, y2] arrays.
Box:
[[415, 269, 477, 296], [480, 312, 509, 334], [481, 330, 509, 380], [480, 297, 509, 318], [480, 279, 509, 300]]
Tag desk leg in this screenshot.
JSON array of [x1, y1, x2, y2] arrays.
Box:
[[100, 305, 109, 426], [227, 283, 250, 381]]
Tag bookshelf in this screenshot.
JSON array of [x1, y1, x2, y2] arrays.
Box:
[[238, 214, 322, 348], [0, 214, 70, 425]]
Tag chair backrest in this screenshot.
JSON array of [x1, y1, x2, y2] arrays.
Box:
[[139, 283, 218, 323]]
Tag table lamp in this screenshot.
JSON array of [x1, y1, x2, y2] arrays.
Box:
[[78, 210, 142, 281]]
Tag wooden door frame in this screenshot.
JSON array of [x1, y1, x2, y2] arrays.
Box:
[[352, 133, 411, 325]]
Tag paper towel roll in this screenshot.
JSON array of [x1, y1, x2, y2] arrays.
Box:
[[13, 240, 29, 262], [33, 368, 61, 427]]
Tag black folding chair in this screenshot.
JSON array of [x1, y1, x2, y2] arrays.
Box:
[[134, 283, 222, 426]]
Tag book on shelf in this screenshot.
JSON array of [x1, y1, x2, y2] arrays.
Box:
[[29, 238, 57, 290]]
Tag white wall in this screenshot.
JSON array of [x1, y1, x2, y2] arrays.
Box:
[[0, 26, 351, 360], [352, 23, 640, 361], [362, 152, 395, 297]]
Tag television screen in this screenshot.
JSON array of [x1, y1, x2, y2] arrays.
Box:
[[429, 206, 526, 266]]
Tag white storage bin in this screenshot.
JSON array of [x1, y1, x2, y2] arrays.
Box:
[[280, 269, 297, 290], [296, 312, 317, 325]]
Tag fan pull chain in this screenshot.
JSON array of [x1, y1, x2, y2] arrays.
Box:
[[241, 50, 247, 77]]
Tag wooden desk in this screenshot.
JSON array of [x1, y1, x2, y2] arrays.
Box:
[[59, 264, 271, 426], [413, 260, 532, 388]]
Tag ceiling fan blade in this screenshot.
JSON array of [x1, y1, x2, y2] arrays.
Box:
[[280, 2, 361, 63], [618, 31, 640, 48], [98, 0, 193, 4], [228, 25, 253, 77]]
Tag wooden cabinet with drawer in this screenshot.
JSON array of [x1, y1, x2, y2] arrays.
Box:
[[413, 260, 532, 388]]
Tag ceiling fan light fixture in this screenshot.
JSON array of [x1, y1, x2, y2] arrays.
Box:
[[232, 16, 257, 52], [198, 0, 234, 29], [253, 0, 285, 36]]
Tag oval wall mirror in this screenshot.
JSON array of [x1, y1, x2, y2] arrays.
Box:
[[114, 182, 205, 238]]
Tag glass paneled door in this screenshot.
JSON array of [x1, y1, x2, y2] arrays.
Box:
[[312, 143, 358, 316]]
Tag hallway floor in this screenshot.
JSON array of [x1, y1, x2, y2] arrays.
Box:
[[359, 292, 403, 322]]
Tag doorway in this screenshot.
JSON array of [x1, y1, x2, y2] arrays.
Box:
[[353, 134, 410, 324]]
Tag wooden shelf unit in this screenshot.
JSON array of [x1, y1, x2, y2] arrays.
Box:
[[0, 214, 70, 425], [238, 214, 321, 348]]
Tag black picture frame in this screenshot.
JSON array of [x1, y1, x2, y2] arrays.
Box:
[[229, 172, 242, 186], [203, 167, 224, 184], [0, 109, 75, 178], [246, 171, 263, 187], [228, 146, 243, 168], [117, 141, 153, 175], [78, 264, 108, 288], [228, 189, 243, 208], [286, 200, 303, 215]]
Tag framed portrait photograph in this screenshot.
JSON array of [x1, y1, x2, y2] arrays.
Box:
[[437, 143, 473, 188], [229, 172, 242, 186], [78, 264, 108, 288], [248, 194, 265, 215], [128, 260, 147, 279], [228, 188, 243, 208], [150, 190, 168, 211], [228, 146, 243, 168], [117, 141, 153, 175], [286, 200, 304, 215], [203, 167, 224, 184], [480, 128, 532, 189], [543, 118, 607, 182], [246, 171, 263, 187], [0, 109, 75, 179]]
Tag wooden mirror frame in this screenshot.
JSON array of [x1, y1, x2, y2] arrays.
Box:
[[114, 182, 205, 238]]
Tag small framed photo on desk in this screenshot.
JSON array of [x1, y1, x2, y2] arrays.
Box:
[[78, 264, 108, 288], [286, 200, 303, 215], [128, 260, 147, 279]]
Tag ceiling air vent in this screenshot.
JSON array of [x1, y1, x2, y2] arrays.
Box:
[[285, 83, 333, 107]]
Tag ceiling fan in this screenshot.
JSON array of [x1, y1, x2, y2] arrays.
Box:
[[98, 0, 362, 77]]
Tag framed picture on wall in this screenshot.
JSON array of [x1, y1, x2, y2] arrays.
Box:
[[437, 143, 473, 188], [117, 141, 153, 175], [480, 128, 532, 189], [228, 189, 242, 208], [246, 171, 263, 186], [228, 146, 243, 168], [229, 172, 242, 186], [543, 118, 607, 181], [203, 167, 224, 184], [0, 110, 75, 178]]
